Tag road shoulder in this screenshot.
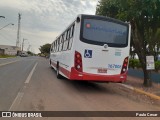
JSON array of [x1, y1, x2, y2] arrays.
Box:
[[118, 76, 160, 104]]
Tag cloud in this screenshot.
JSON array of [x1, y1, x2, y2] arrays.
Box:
[[0, 0, 98, 53]]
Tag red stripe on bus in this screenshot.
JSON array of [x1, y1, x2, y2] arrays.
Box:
[[51, 61, 56, 67], [51, 61, 70, 78], [59, 66, 70, 78], [70, 67, 127, 82]]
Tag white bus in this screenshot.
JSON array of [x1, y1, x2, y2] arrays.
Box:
[[50, 14, 131, 83]]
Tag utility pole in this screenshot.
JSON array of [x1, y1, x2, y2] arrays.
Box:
[[27, 45, 31, 51], [16, 13, 21, 48], [22, 38, 27, 51]]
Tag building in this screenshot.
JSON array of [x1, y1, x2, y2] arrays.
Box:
[[0, 45, 20, 55]]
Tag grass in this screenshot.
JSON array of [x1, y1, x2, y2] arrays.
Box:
[[0, 54, 16, 58]]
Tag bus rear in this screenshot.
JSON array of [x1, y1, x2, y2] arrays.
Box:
[[70, 15, 131, 83]]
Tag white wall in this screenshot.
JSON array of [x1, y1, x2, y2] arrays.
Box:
[[0, 45, 20, 55]]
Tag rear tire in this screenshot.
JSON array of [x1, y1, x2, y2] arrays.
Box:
[[56, 63, 62, 79]]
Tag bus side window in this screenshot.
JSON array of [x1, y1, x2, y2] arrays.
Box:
[[52, 44, 54, 52], [58, 38, 61, 52], [63, 32, 68, 51], [61, 34, 64, 51], [70, 26, 73, 38], [66, 28, 71, 50], [52, 43, 54, 52], [55, 41, 57, 52], [53, 42, 55, 52], [63, 41, 67, 51], [68, 24, 75, 50], [71, 24, 75, 37], [64, 32, 67, 41], [58, 37, 61, 52], [67, 29, 70, 40], [59, 36, 63, 52], [56, 40, 59, 52], [52, 42, 54, 52], [57, 38, 59, 52]]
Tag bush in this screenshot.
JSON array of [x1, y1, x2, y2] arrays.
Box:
[[155, 61, 160, 71], [129, 59, 135, 68], [129, 59, 160, 71], [129, 59, 141, 69]]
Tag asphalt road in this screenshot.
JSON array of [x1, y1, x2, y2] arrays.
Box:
[[0, 56, 37, 110], [0, 56, 159, 120]]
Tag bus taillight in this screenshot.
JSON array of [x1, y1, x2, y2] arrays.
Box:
[[75, 51, 83, 72], [121, 57, 129, 74]]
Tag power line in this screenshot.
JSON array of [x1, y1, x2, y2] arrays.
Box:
[[0, 33, 15, 44]]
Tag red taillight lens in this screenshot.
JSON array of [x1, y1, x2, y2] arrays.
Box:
[[76, 60, 81, 64], [76, 54, 81, 58], [121, 57, 129, 74], [75, 51, 83, 72], [124, 64, 127, 67]]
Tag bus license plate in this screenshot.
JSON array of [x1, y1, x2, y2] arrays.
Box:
[[97, 68, 107, 73]]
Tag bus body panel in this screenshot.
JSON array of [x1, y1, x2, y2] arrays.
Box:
[[74, 42, 129, 75], [70, 42, 129, 82]]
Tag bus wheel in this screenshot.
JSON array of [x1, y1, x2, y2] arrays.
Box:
[[56, 64, 61, 79]]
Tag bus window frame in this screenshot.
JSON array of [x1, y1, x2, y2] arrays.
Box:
[[53, 23, 75, 52]]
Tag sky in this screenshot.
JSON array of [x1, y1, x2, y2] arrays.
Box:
[[0, 0, 98, 53]]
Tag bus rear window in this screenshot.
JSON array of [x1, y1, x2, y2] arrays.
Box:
[[81, 19, 128, 47]]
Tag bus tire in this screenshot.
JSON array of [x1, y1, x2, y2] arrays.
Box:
[[56, 63, 62, 79]]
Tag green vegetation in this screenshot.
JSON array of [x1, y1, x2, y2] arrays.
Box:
[[0, 54, 16, 58], [39, 43, 51, 57], [27, 51, 35, 56], [129, 59, 142, 69], [129, 59, 160, 72], [96, 0, 160, 87], [155, 61, 160, 72]]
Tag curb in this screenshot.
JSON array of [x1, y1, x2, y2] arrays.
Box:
[[134, 88, 160, 100], [0, 60, 20, 67], [118, 83, 160, 100]]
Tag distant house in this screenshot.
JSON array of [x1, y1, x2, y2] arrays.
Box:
[[0, 45, 20, 55]]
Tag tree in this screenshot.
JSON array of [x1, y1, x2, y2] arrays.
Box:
[[39, 43, 51, 56], [27, 51, 34, 56], [96, 0, 160, 87]]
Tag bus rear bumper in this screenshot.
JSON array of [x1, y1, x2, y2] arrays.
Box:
[[70, 67, 127, 83]]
